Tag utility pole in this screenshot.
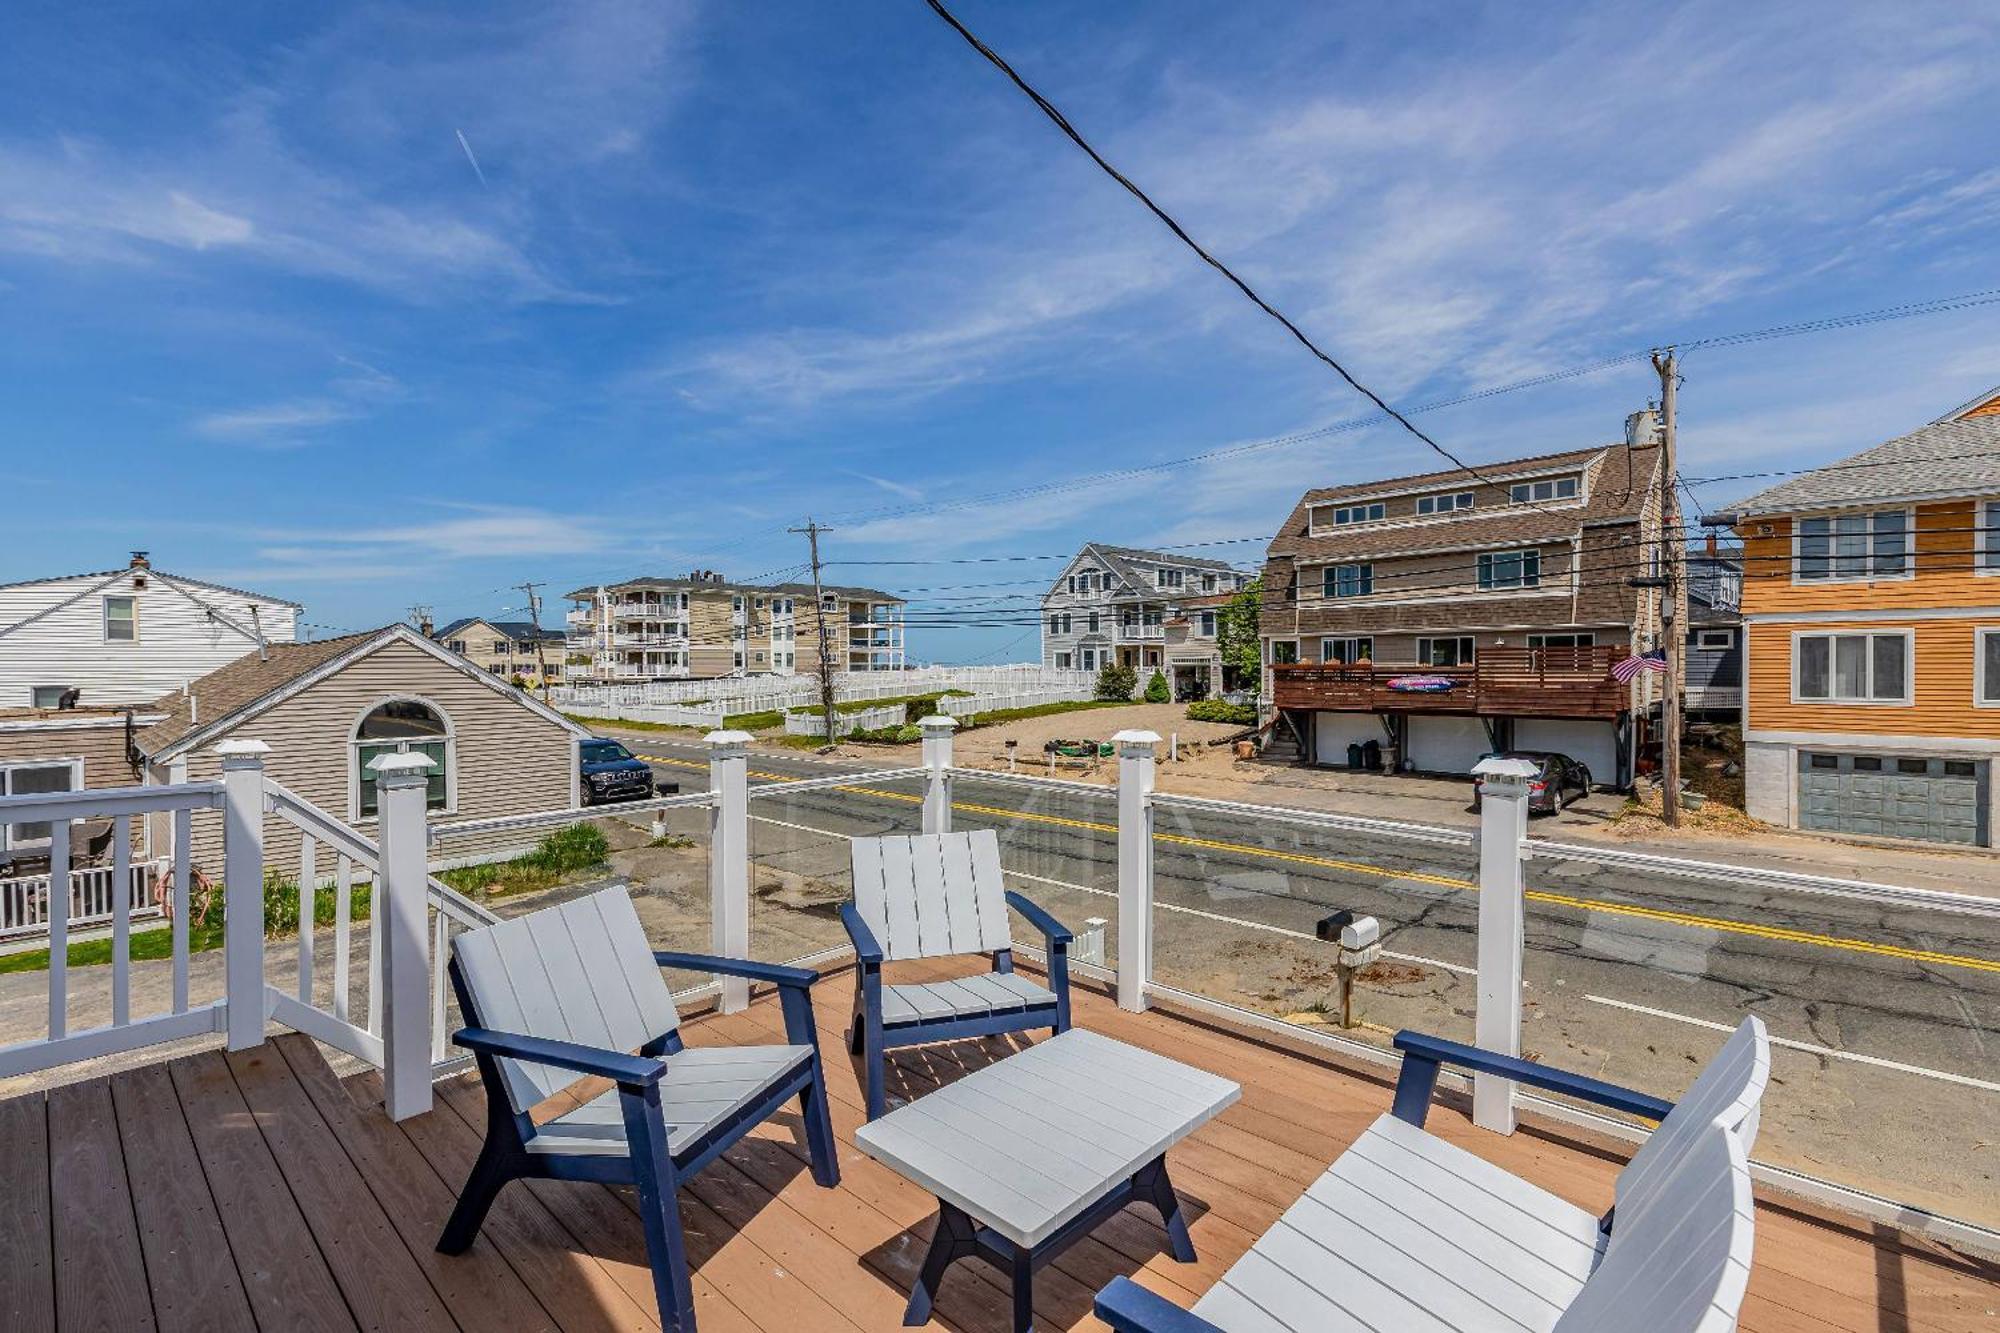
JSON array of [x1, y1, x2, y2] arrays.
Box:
[[1652, 348, 1684, 829], [518, 581, 551, 702], [789, 520, 839, 745]]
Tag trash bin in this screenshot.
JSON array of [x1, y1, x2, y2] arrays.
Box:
[[1346, 742, 1364, 769], [1361, 739, 1382, 771]]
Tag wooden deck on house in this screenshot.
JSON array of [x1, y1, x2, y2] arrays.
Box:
[[4, 960, 1995, 1332], [1271, 648, 1631, 718]]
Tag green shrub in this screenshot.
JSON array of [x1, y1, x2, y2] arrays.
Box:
[[1187, 699, 1258, 726], [256, 872, 377, 938], [437, 822, 610, 899], [1095, 661, 1138, 701], [847, 722, 923, 744], [1143, 670, 1170, 703]]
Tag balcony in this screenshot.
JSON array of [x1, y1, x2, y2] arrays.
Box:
[[1117, 623, 1164, 641], [1272, 646, 1629, 718]]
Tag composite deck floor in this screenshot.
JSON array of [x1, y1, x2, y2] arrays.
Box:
[[3, 959, 1996, 1332]]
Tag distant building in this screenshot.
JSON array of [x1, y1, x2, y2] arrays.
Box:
[[1039, 544, 1246, 697], [1682, 550, 1743, 719], [0, 553, 299, 707], [563, 572, 906, 682], [1718, 384, 2000, 846], [433, 617, 568, 684]]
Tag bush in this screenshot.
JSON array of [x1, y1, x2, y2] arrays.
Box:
[[1095, 661, 1137, 701], [1187, 699, 1258, 726], [847, 722, 923, 744], [1143, 670, 1170, 703]]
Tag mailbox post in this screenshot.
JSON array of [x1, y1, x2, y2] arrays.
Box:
[[1315, 910, 1381, 1029]]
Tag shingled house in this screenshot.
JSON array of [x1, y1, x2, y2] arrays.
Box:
[[1258, 417, 1671, 785]]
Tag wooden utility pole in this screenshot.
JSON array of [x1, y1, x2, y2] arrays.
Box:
[[789, 520, 839, 744], [1652, 348, 1684, 828], [518, 581, 551, 702]]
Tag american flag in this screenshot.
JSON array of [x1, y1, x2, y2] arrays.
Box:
[[1612, 648, 1669, 682]]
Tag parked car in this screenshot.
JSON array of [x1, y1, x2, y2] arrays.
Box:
[[1471, 750, 1592, 814], [580, 738, 665, 805]]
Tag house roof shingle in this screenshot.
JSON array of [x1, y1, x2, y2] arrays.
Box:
[[432, 618, 563, 642], [1725, 414, 2000, 517], [135, 632, 375, 756]]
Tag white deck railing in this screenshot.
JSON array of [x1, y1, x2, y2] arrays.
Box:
[[0, 856, 170, 940]]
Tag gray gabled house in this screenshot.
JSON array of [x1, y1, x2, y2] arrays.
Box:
[[1039, 544, 1247, 699]]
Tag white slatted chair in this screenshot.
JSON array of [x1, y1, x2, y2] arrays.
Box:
[[841, 830, 1074, 1119], [436, 887, 839, 1333], [1097, 1017, 1769, 1333]]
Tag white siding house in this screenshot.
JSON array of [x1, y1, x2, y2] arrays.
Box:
[[0, 555, 300, 708]]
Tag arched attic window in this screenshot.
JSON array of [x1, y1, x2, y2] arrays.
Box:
[[354, 698, 451, 817]]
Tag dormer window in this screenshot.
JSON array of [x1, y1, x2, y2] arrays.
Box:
[[1416, 491, 1474, 516], [1156, 568, 1183, 589], [1509, 477, 1578, 504], [1330, 502, 1386, 526]]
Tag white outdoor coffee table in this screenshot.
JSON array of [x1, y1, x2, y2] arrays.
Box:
[[853, 1027, 1241, 1332]]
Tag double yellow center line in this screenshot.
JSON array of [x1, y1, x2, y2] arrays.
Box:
[[638, 752, 2000, 975]]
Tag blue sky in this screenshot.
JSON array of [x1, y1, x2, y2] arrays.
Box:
[[4, 1, 1997, 661]]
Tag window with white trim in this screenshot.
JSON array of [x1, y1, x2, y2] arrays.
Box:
[[1416, 491, 1474, 516], [1201, 573, 1217, 592], [1416, 636, 1475, 667], [1526, 632, 1595, 649], [1981, 500, 2000, 571], [1979, 629, 2000, 706], [1795, 631, 1910, 703], [1086, 612, 1100, 633], [1054, 652, 1072, 669], [1269, 640, 1299, 665], [1693, 629, 1735, 651], [104, 596, 136, 642], [1198, 611, 1217, 637], [30, 685, 72, 708], [1796, 510, 1908, 581], [1324, 564, 1372, 598], [1156, 568, 1184, 589], [1509, 477, 1578, 504], [1477, 549, 1540, 589], [354, 700, 450, 817], [1325, 502, 1386, 526], [0, 759, 81, 850], [1319, 636, 1372, 663]]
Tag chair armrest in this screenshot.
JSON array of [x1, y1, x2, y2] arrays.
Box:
[[1390, 1030, 1676, 1126], [652, 951, 819, 989], [1004, 889, 1074, 948], [453, 1027, 667, 1088], [840, 902, 884, 966], [1094, 1277, 1222, 1333]]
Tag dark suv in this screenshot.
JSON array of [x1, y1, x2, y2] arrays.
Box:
[[580, 738, 660, 805]]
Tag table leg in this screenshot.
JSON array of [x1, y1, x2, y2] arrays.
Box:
[[1010, 1244, 1035, 1333], [905, 1202, 978, 1326], [1135, 1156, 1196, 1263]]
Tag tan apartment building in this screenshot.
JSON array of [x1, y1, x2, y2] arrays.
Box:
[[432, 617, 568, 685], [1259, 415, 1672, 785], [564, 572, 906, 683]]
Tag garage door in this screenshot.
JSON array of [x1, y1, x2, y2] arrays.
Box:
[[1513, 719, 1619, 787], [1407, 715, 1493, 776], [1797, 753, 1988, 846], [1314, 712, 1384, 766]]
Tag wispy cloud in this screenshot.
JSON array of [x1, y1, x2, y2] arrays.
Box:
[[193, 399, 357, 444]]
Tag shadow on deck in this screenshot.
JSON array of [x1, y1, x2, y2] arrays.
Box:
[[3, 960, 1994, 1331]]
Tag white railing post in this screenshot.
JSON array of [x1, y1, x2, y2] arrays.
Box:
[[1471, 755, 1537, 1133], [707, 729, 753, 1013], [373, 752, 435, 1121], [217, 738, 270, 1052], [920, 714, 957, 835], [1113, 730, 1160, 1013]]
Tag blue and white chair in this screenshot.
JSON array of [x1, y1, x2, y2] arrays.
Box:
[[1097, 1017, 1770, 1333], [841, 829, 1074, 1119], [435, 886, 840, 1333]]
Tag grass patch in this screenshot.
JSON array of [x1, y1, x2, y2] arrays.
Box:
[[437, 823, 610, 901], [774, 733, 832, 750], [964, 699, 1131, 726], [722, 708, 786, 731], [564, 712, 700, 735]]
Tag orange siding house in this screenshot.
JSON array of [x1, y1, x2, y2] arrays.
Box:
[[1721, 386, 2000, 846]]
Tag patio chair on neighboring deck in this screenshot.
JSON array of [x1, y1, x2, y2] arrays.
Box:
[[843, 829, 1074, 1119], [1096, 1016, 1771, 1333], [436, 886, 840, 1333]]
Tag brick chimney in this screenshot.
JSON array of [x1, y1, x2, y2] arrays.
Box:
[[129, 550, 151, 569]]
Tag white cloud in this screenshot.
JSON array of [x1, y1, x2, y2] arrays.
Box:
[[193, 400, 355, 442]]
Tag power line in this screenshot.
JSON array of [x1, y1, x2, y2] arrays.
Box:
[[920, 0, 1583, 524]]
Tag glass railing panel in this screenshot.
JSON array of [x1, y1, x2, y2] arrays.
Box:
[[1517, 840, 2000, 1229], [1148, 795, 1480, 1051], [946, 775, 1120, 970], [746, 772, 928, 964]]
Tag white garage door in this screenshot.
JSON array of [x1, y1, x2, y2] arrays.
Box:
[[1513, 719, 1619, 786], [1314, 712, 1384, 766], [1407, 715, 1493, 775]]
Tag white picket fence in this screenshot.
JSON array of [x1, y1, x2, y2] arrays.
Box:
[[0, 858, 170, 941], [555, 666, 1096, 723], [784, 702, 908, 738], [939, 684, 1098, 717]]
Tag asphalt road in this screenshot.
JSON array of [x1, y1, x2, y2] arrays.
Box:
[[603, 729, 2000, 1228]]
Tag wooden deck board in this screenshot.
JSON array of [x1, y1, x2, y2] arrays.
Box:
[[4, 962, 1994, 1332]]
